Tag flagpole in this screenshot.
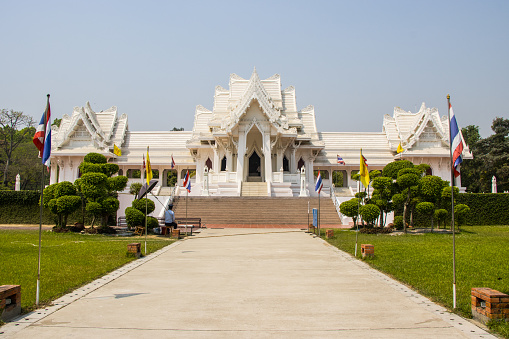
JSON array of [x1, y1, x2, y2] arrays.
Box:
[[145, 194, 148, 255], [447, 94, 457, 309], [36, 161, 45, 306], [186, 169, 188, 236], [35, 94, 50, 306]]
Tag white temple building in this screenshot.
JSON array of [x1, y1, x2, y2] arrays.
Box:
[[50, 69, 470, 204]]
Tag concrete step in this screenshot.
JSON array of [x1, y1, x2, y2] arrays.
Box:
[[173, 197, 342, 226]]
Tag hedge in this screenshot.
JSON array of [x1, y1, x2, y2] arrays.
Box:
[[456, 193, 509, 226], [398, 193, 509, 227], [0, 190, 94, 225]]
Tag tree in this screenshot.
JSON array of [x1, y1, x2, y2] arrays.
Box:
[[395, 168, 421, 234], [454, 204, 471, 229], [42, 181, 81, 228], [78, 152, 128, 228], [419, 175, 447, 232], [171, 127, 184, 131], [340, 198, 360, 228], [415, 202, 435, 228], [371, 176, 394, 227], [359, 204, 380, 227], [461, 118, 509, 192], [0, 109, 35, 187]]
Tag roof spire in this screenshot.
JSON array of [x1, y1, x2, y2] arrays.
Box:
[[251, 66, 259, 80]]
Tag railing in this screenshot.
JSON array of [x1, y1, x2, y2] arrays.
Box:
[[330, 184, 343, 223], [209, 171, 237, 184]]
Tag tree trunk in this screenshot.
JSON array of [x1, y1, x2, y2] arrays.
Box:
[[403, 190, 411, 234], [2, 157, 10, 187]]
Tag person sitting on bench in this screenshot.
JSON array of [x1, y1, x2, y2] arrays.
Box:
[[164, 204, 178, 229]]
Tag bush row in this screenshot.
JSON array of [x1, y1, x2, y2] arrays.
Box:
[[398, 193, 509, 227]]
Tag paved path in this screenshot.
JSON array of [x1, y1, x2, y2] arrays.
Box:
[[2, 229, 493, 338]]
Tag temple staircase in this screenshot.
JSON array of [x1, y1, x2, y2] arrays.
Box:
[[172, 196, 342, 228], [241, 182, 268, 196]]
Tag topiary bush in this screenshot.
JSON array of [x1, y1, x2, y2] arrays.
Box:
[[454, 204, 471, 228], [359, 204, 380, 226], [393, 216, 404, 230], [132, 198, 155, 215], [434, 209, 448, 227], [125, 207, 144, 228]]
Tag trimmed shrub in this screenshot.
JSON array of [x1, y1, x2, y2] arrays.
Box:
[[132, 198, 155, 215], [147, 216, 159, 230], [394, 216, 404, 230], [125, 207, 144, 228], [359, 204, 380, 226]]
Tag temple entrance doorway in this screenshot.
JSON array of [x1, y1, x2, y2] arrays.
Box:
[[247, 151, 262, 182]]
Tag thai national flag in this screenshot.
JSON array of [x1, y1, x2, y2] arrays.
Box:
[[337, 155, 345, 165], [33, 96, 51, 167], [183, 170, 191, 193], [315, 170, 323, 194], [171, 155, 175, 169], [449, 103, 463, 178]]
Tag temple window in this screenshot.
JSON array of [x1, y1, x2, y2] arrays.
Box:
[[297, 157, 305, 170], [283, 156, 289, 172], [221, 156, 227, 171], [127, 169, 141, 178], [205, 157, 212, 170]]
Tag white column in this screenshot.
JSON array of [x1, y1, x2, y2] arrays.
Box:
[[276, 150, 283, 172], [196, 155, 203, 183], [306, 156, 314, 196], [226, 149, 232, 172], [264, 132, 271, 183], [50, 163, 58, 184], [236, 129, 246, 183], [291, 148, 296, 173], [213, 148, 219, 173]]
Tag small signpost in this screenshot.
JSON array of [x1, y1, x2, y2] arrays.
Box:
[[312, 208, 318, 234]]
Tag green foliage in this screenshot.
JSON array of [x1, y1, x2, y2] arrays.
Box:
[[0, 190, 41, 205], [340, 198, 359, 226], [332, 171, 344, 187], [107, 175, 128, 192], [434, 209, 448, 227], [86, 201, 102, 216], [125, 207, 144, 227], [393, 216, 404, 230], [382, 160, 414, 179], [415, 202, 435, 228], [396, 173, 420, 189], [54, 181, 77, 197], [147, 216, 159, 230], [166, 171, 177, 187], [454, 204, 471, 226], [359, 204, 380, 225], [132, 198, 155, 215], [420, 176, 446, 203], [130, 182, 142, 196], [456, 193, 509, 225], [42, 181, 81, 227], [101, 197, 120, 215], [80, 172, 108, 201], [461, 118, 509, 193], [83, 152, 107, 164]]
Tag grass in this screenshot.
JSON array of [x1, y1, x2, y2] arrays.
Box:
[[324, 225, 509, 337], [0, 230, 174, 313]]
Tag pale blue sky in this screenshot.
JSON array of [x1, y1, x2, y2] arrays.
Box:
[[1, 0, 508, 137]]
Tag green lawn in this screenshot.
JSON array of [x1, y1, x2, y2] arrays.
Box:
[[325, 226, 509, 337], [0, 230, 173, 313]]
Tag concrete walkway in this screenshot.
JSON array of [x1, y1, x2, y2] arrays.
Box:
[[2, 229, 493, 338]]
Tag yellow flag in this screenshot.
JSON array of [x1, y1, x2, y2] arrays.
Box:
[[113, 144, 122, 156], [397, 143, 404, 154], [146, 146, 152, 185], [360, 149, 370, 188]]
